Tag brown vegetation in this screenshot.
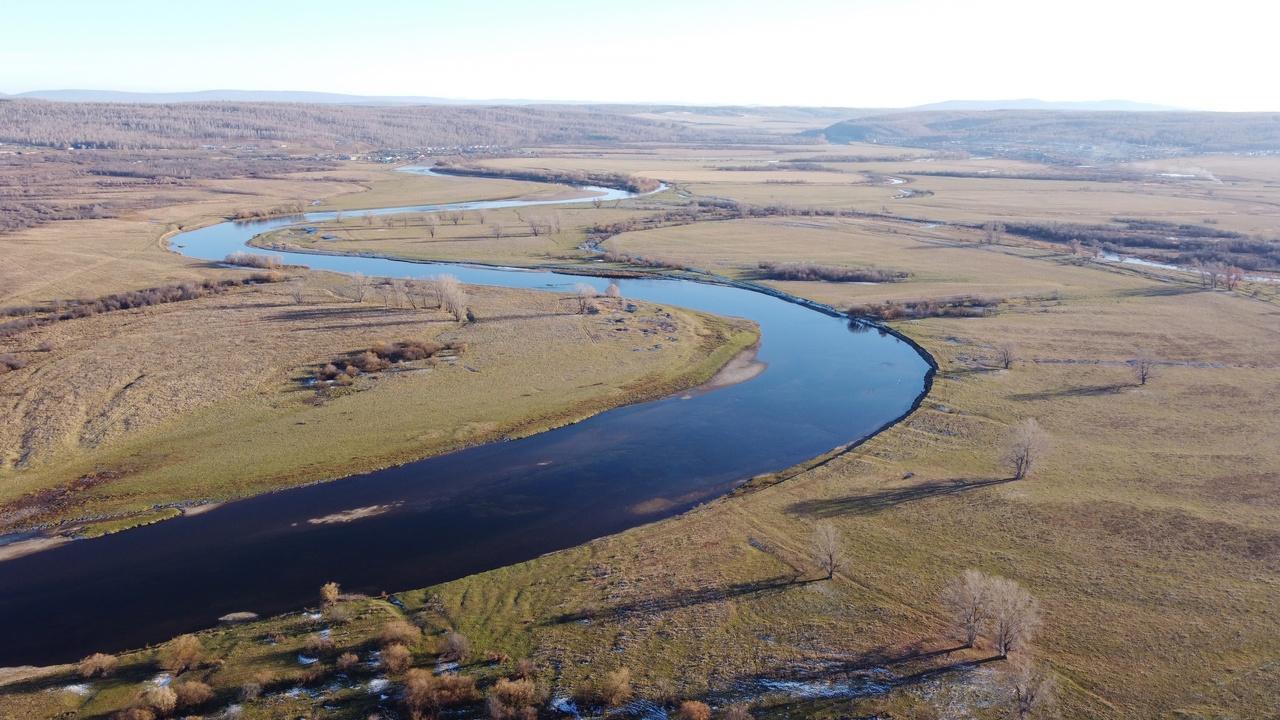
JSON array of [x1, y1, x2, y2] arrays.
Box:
[[223, 251, 283, 269], [848, 295, 1003, 321], [757, 260, 907, 283], [403, 669, 479, 720], [156, 634, 204, 674], [77, 652, 118, 678]]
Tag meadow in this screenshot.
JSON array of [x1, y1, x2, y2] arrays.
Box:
[[2, 138, 1278, 719]]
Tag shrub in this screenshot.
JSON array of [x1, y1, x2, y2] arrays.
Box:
[[136, 685, 177, 716], [336, 651, 359, 671], [239, 682, 262, 701], [320, 580, 340, 606], [224, 251, 282, 269], [157, 634, 204, 673], [512, 657, 537, 680], [757, 260, 906, 283], [172, 680, 213, 708], [441, 631, 470, 662], [676, 700, 712, 720], [403, 669, 479, 720], [303, 633, 335, 656], [486, 677, 539, 719], [380, 619, 423, 647], [722, 704, 755, 720], [114, 708, 156, 720], [0, 353, 26, 373], [381, 643, 412, 673], [576, 667, 633, 709], [352, 350, 390, 373], [78, 652, 118, 678]]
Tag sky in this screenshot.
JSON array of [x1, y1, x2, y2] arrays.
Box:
[[3, 0, 1276, 110]]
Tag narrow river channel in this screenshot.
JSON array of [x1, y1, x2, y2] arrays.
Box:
[[0, 169, 932, 666]]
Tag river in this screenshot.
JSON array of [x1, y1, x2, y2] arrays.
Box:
[[0, 168, 932, 667]]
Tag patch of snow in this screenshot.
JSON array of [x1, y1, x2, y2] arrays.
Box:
[[434, 660, 459, 675], [549, 696, 580, 717], [150, 672, 173, 687], [297, 654, 319, 666], [61, 683, 92, 696], [367, 677, 390, 694]]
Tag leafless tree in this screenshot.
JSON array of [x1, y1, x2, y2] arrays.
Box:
[[349, 272, 370, 303], [287, 280, 305, 304], [477, 211, 487, 225], [988, 576, 1041, 657], [438, 274, 467, 322], [605, 281, 622, 299], [1010, 658, 1058, 719], [995, 343, 1016, 370], [983, 220, 1006, 244], [941, 569, 991, 647], [425, 215, 437, 238], [449, 211, 464, 226], [574, 283, 599, 314], [488, 222, 504, 240], [552, 211, 563, 234], [811, 523, 843, 580], [1002, 418, 1049, 480], [1131, 352, 1156, 386]]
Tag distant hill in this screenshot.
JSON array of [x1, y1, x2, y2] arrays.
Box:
[[908, 98, 1181, 112], [809, 109, 1280, 161], [2, 89, 519, 105]]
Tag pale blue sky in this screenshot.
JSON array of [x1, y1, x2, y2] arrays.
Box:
[[3, 0, 1275, 110]]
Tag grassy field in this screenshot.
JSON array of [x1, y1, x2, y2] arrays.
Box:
[[2, 147, 1278, 719]]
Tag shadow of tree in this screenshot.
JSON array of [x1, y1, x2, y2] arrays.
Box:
[[787, 477, 1012, 519], [1009, 383, 1130, 402], [543, 575, 813, 625]]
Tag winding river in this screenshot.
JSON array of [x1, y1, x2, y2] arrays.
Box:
[[0, 168, 932, 667]]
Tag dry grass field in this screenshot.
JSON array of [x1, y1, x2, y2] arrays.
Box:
[[2, 143, 1278, 719]]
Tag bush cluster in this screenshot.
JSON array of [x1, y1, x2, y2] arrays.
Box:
[[757, 260, 907, 283]]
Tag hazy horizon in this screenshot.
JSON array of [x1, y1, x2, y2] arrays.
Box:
[[3, 0, 1278, 111]]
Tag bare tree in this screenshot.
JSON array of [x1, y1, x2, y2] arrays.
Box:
[[552, 211, 563, 234], [983, 220, 1006, 244], [1010, 658, 1058, 719], [988, 576, 1040, 657], [995, 343, 1016, 370], [488, 222, 504, 240], [425, 215, 437, 238], [438, 274, 467, 322], [574, 283, 598, 314], [941, 569, 991, 647], [349, 272, 370, 303], [287, 280, 305, 304], [811, 523, 843, 580], [605, 281, 622, 299], [1131, 352, 1156, 386], [1002, 418, 1049, 480]]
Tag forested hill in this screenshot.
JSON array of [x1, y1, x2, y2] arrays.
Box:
[[0, 100, 715, 150], [810, 110, 1280, 160]]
